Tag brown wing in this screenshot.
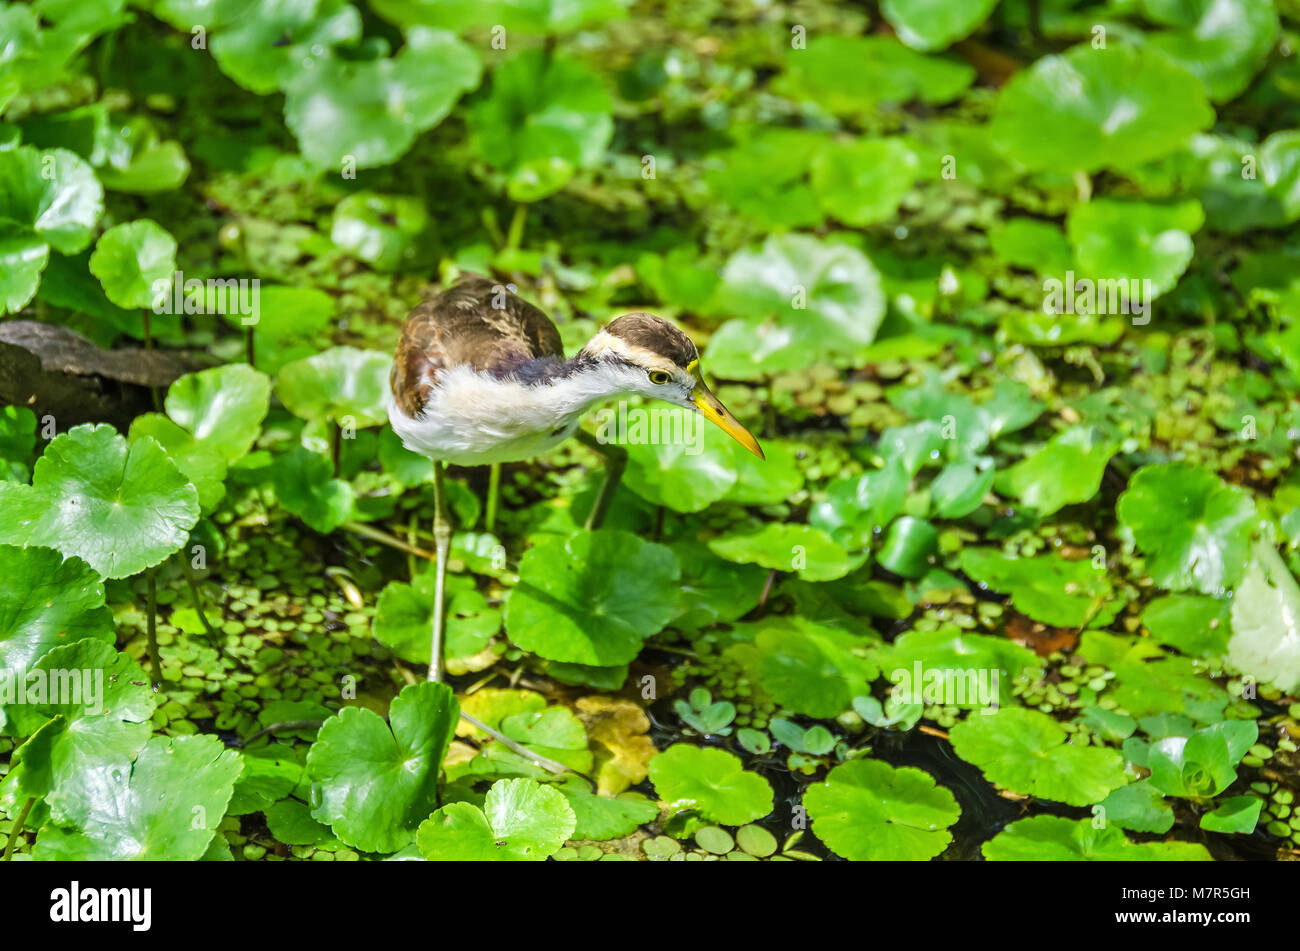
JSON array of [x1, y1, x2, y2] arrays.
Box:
[[390, 274, 564, 417]]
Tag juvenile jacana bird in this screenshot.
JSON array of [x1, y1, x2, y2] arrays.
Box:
[[387, 274, 763, 682]]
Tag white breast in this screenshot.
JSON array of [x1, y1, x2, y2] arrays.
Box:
[[387, 364, 602, 466]]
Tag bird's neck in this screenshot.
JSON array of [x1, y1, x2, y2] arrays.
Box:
[[493, 355, 632, 422], [542, 356, 636, 417]]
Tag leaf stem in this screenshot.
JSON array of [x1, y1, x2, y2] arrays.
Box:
[[96, 30, 116, 90], [485, 462, 501, 534], [458, 711, 596, 789], [480, 207, 504, 248], [341, 520, 436, 560], [406, 512, 419, 580], [505, 203, 528, 252], [2, 797, 35, 860], [1074, 169, 1092, 204], [178, 550, 229, 659], [146, 567, 163, 689]]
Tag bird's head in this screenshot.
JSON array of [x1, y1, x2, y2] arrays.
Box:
[[579, 313, 764, 459]]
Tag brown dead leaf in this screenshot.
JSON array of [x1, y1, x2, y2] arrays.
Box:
[[1004, 611, 1078, 658], [575, 695, 657, 796]]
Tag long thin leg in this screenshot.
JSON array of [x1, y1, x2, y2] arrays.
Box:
[[428, 460, 596, 786], [429, 460, 451, 683], [484, 462, 501, 534], [574, 429, 627, 531]]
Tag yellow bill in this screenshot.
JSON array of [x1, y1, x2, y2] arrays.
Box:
[[690, 373, 764, 460]]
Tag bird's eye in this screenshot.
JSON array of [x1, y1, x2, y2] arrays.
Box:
[[647, 370, 672, 385]]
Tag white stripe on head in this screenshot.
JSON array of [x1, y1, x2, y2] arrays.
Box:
[[580, 330, 682, 373]]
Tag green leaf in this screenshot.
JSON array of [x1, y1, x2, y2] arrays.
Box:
[[774, 35, 974, 112], [708, 522, 860, 582], [283, 27, 481, 169], [1142, 0, 1279, 102], [1227, 541, 1300, 693], [0, 222, 48, 313], [266, 798, 339, 846], [1259, 130, 1300, 226], [1066, 199, 1204, 297], [960, 548, 1120, 628], [0, 424, 199, 578], [991, 43, 1214, 173], [34, 734, 242, 860], [241, 284, 335, 343], [97, 136, 190, 194], [227, 745, 303, 815], [1117, 463, 1258, 595], [88, 219, 177, 310], [271, 446, 354, 534], [1178, 131, 1300, 233], [995, 425, 1116, 516], [704, 127, 824, 230], [560, 787, 658, 840], [210, 0, 361, 94], [810, 463, 908, 549], [881, 0, 998, 51], [1098, 779, 1175, 834], [1080, 707, 1138, 742], [618, 435, 738, 513], [769, 718, 835, 755], [417, 777, 575, 860], [701, 319, 811, 380], [1199, 795, 1262, 834], [647, 744, 773, 825], [306, 681, 458, 853], [277, 346, 391, 427], [949, 706, 1129, 806], [0, 638, 152, 816], [371, 0, 627, 33], [671, 541, 768, 631], [877, 516, 938, 579], [983, 815, 1212, 860], [1147, 721, 1257, 798], [0, 145, 102, 254], [1143, 594, 1231, 659], [0, 546, 113, 677], [811, 139, 918, 227], [468, 50, 612, 202], [374, 570, 499, 670], [637, 247, 720, 311], [886, 371, 1042, 458], [0, 404, 36, 469], [330, 192, 436, 272], [717, 234, 887, 366], [881, 626, 1037, 707], [35, 249, 141, 338], [721, 439, 804, 506], [930, 460, 994, 518], [505, 530, 679, 666], [1080, 630, 1228, 718], [989, 218, 1073, 275], [165, 364, 272, 465], [127, 414, 227, 514], [750, 618, 878, 718], [805, 759, 960, 860]]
